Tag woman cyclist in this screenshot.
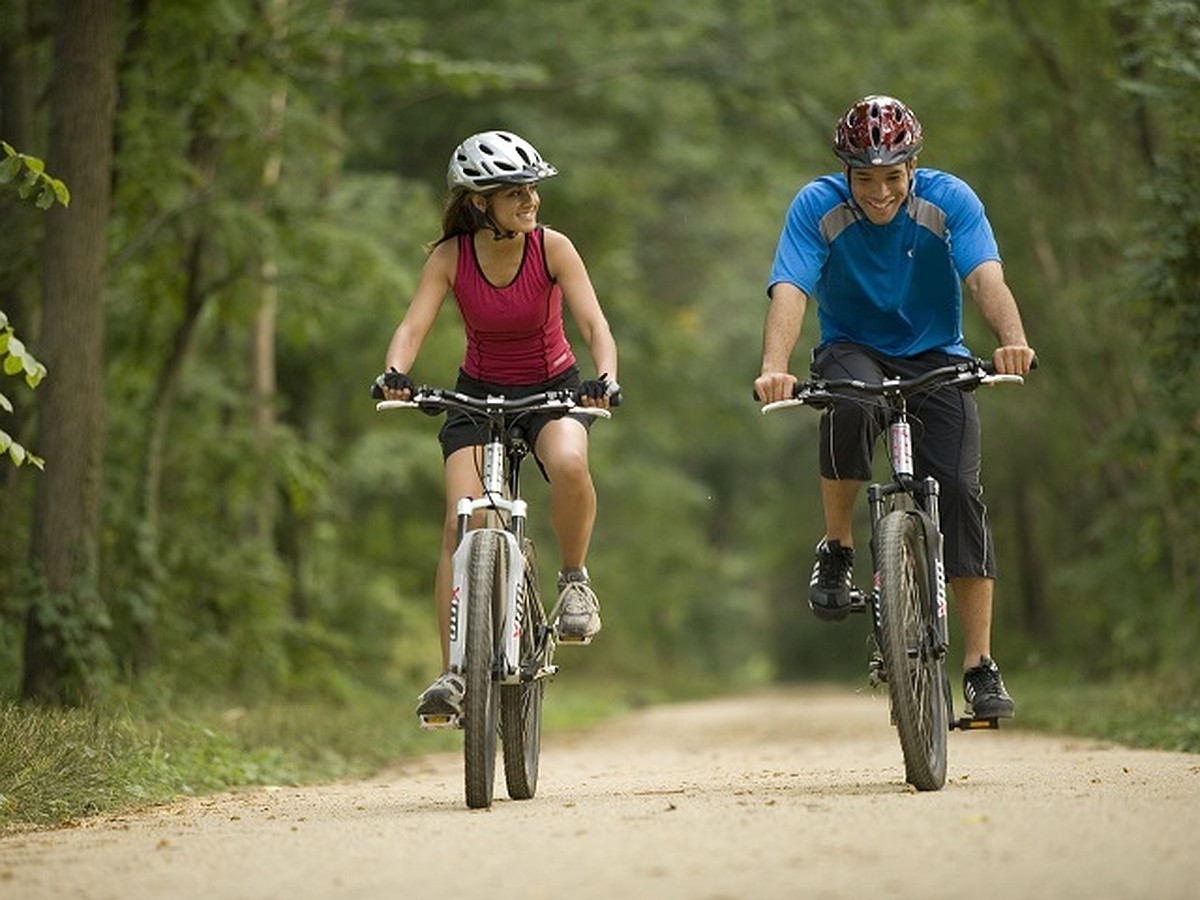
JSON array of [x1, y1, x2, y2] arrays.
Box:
[[375, 130, 619, 722]]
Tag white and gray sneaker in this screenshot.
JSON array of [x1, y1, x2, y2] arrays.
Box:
[[415, 671, 465, 727], [555, 569, 601, 644]]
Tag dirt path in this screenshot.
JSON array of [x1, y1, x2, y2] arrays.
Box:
[[3, 686, 1198, 900]]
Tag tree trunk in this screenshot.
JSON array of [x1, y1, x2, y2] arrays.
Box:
[[250, 0, 288, 544], [22, 0, 117, 705]]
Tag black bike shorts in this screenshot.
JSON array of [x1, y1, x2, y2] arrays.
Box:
[[437, 366, 594, 474], [810, 342, 996, 580]]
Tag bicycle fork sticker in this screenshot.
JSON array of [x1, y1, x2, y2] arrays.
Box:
[[448, 533, 494, 675], [448, 584, 461, 644], [934, 552, 948, 621]]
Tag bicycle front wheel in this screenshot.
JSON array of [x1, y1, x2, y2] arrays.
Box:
[[876, 510, 948, 791], [463, 531, 504, 809], [501, 538, 545, 800]]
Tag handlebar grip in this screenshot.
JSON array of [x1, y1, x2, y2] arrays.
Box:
[[980, 354, 1038, 376]]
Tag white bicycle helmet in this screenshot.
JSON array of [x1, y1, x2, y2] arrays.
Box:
[[446, 130, 558, 191]]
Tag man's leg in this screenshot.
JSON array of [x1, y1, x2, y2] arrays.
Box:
[[952, 575, 1015, 719], [949, 575, 993, 671], [810, 344, 884, 621], [821, 477, 862, 547]]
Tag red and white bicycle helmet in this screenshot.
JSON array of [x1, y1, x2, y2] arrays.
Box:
[[446, 130, 558, 191], [833, 95, 923, 167]]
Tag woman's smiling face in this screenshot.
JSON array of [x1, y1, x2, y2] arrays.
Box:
[[847, 161, 914, 225], [480, 183, 541, 233]]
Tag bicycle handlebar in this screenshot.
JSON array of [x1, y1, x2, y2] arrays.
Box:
[[376, 386, 613, 419], [761, 356, 1036, 414]]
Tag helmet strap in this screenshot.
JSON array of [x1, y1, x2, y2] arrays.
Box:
[[471, 193, 517, 240]]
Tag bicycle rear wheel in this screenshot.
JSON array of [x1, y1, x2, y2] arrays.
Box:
[[501, 538, 545, 800], [463, 531, 504, 809], [876, 510, 948, 790]]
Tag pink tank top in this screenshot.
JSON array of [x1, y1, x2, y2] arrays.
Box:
[[453, 227, 576, 384]]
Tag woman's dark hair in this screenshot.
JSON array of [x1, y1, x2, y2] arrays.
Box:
[[427, 187, 490, 250]]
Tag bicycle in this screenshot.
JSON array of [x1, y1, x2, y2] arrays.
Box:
[[377, 386, 611, 809], [761, 357, 1028, 790]]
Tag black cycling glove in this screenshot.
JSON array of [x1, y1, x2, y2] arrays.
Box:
[[579, 373, 622, 407], [370, 367, 415, 399]]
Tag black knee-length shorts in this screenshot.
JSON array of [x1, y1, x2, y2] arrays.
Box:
[[438, 366, 594, 479], [810, 342, 996, 579]]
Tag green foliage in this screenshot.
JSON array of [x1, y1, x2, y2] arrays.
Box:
[[0, 141, 55, 473], [19, 568, 113, 704], [0, 142, 70, 210], [1, 0, 1197, 759], [0, 310, 46, 470]]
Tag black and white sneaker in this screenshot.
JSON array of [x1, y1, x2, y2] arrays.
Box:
[[963, 657, 1016, 720], [809, 539, 855, 621]]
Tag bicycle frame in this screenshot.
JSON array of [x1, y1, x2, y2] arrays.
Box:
[[380, 386, 610, 808], [762, 358, 1026, 788], [863, 395, 950, 659], [379, 389, 609, 687], [447, 423, 533, 686]]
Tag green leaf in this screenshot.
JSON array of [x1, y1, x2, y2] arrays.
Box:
[[0, 391, 12, 413], [3, 355, 23, 376], [35, 186, 55, 210], [8, 442, 26, 466], [0, 429, 10, 453], [23, 356, 45, 380], [0, 155, 20, 184]]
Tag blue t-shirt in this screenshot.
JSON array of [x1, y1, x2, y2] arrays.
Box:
[[767, 168, 1000, 358]]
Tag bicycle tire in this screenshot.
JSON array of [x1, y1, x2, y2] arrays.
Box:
[[876, 510, 948, 790], [501, 537, 545, 800], [463, 531, 504, 809]]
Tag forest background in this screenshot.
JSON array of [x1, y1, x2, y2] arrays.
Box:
[[1, 0, 1197, 820]]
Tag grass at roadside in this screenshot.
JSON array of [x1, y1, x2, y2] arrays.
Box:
[[1, 671, 1196, 830], [0, 679, 647, 830], [1010, 669, 1200, 753]]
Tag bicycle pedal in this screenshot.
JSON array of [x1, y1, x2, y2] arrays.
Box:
[[556, 633, 594, 646], [952, 716, 999, 731], [418, 713, 462, 730]]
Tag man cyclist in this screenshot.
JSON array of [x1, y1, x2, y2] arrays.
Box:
[[753, 95, 1036, 720]]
